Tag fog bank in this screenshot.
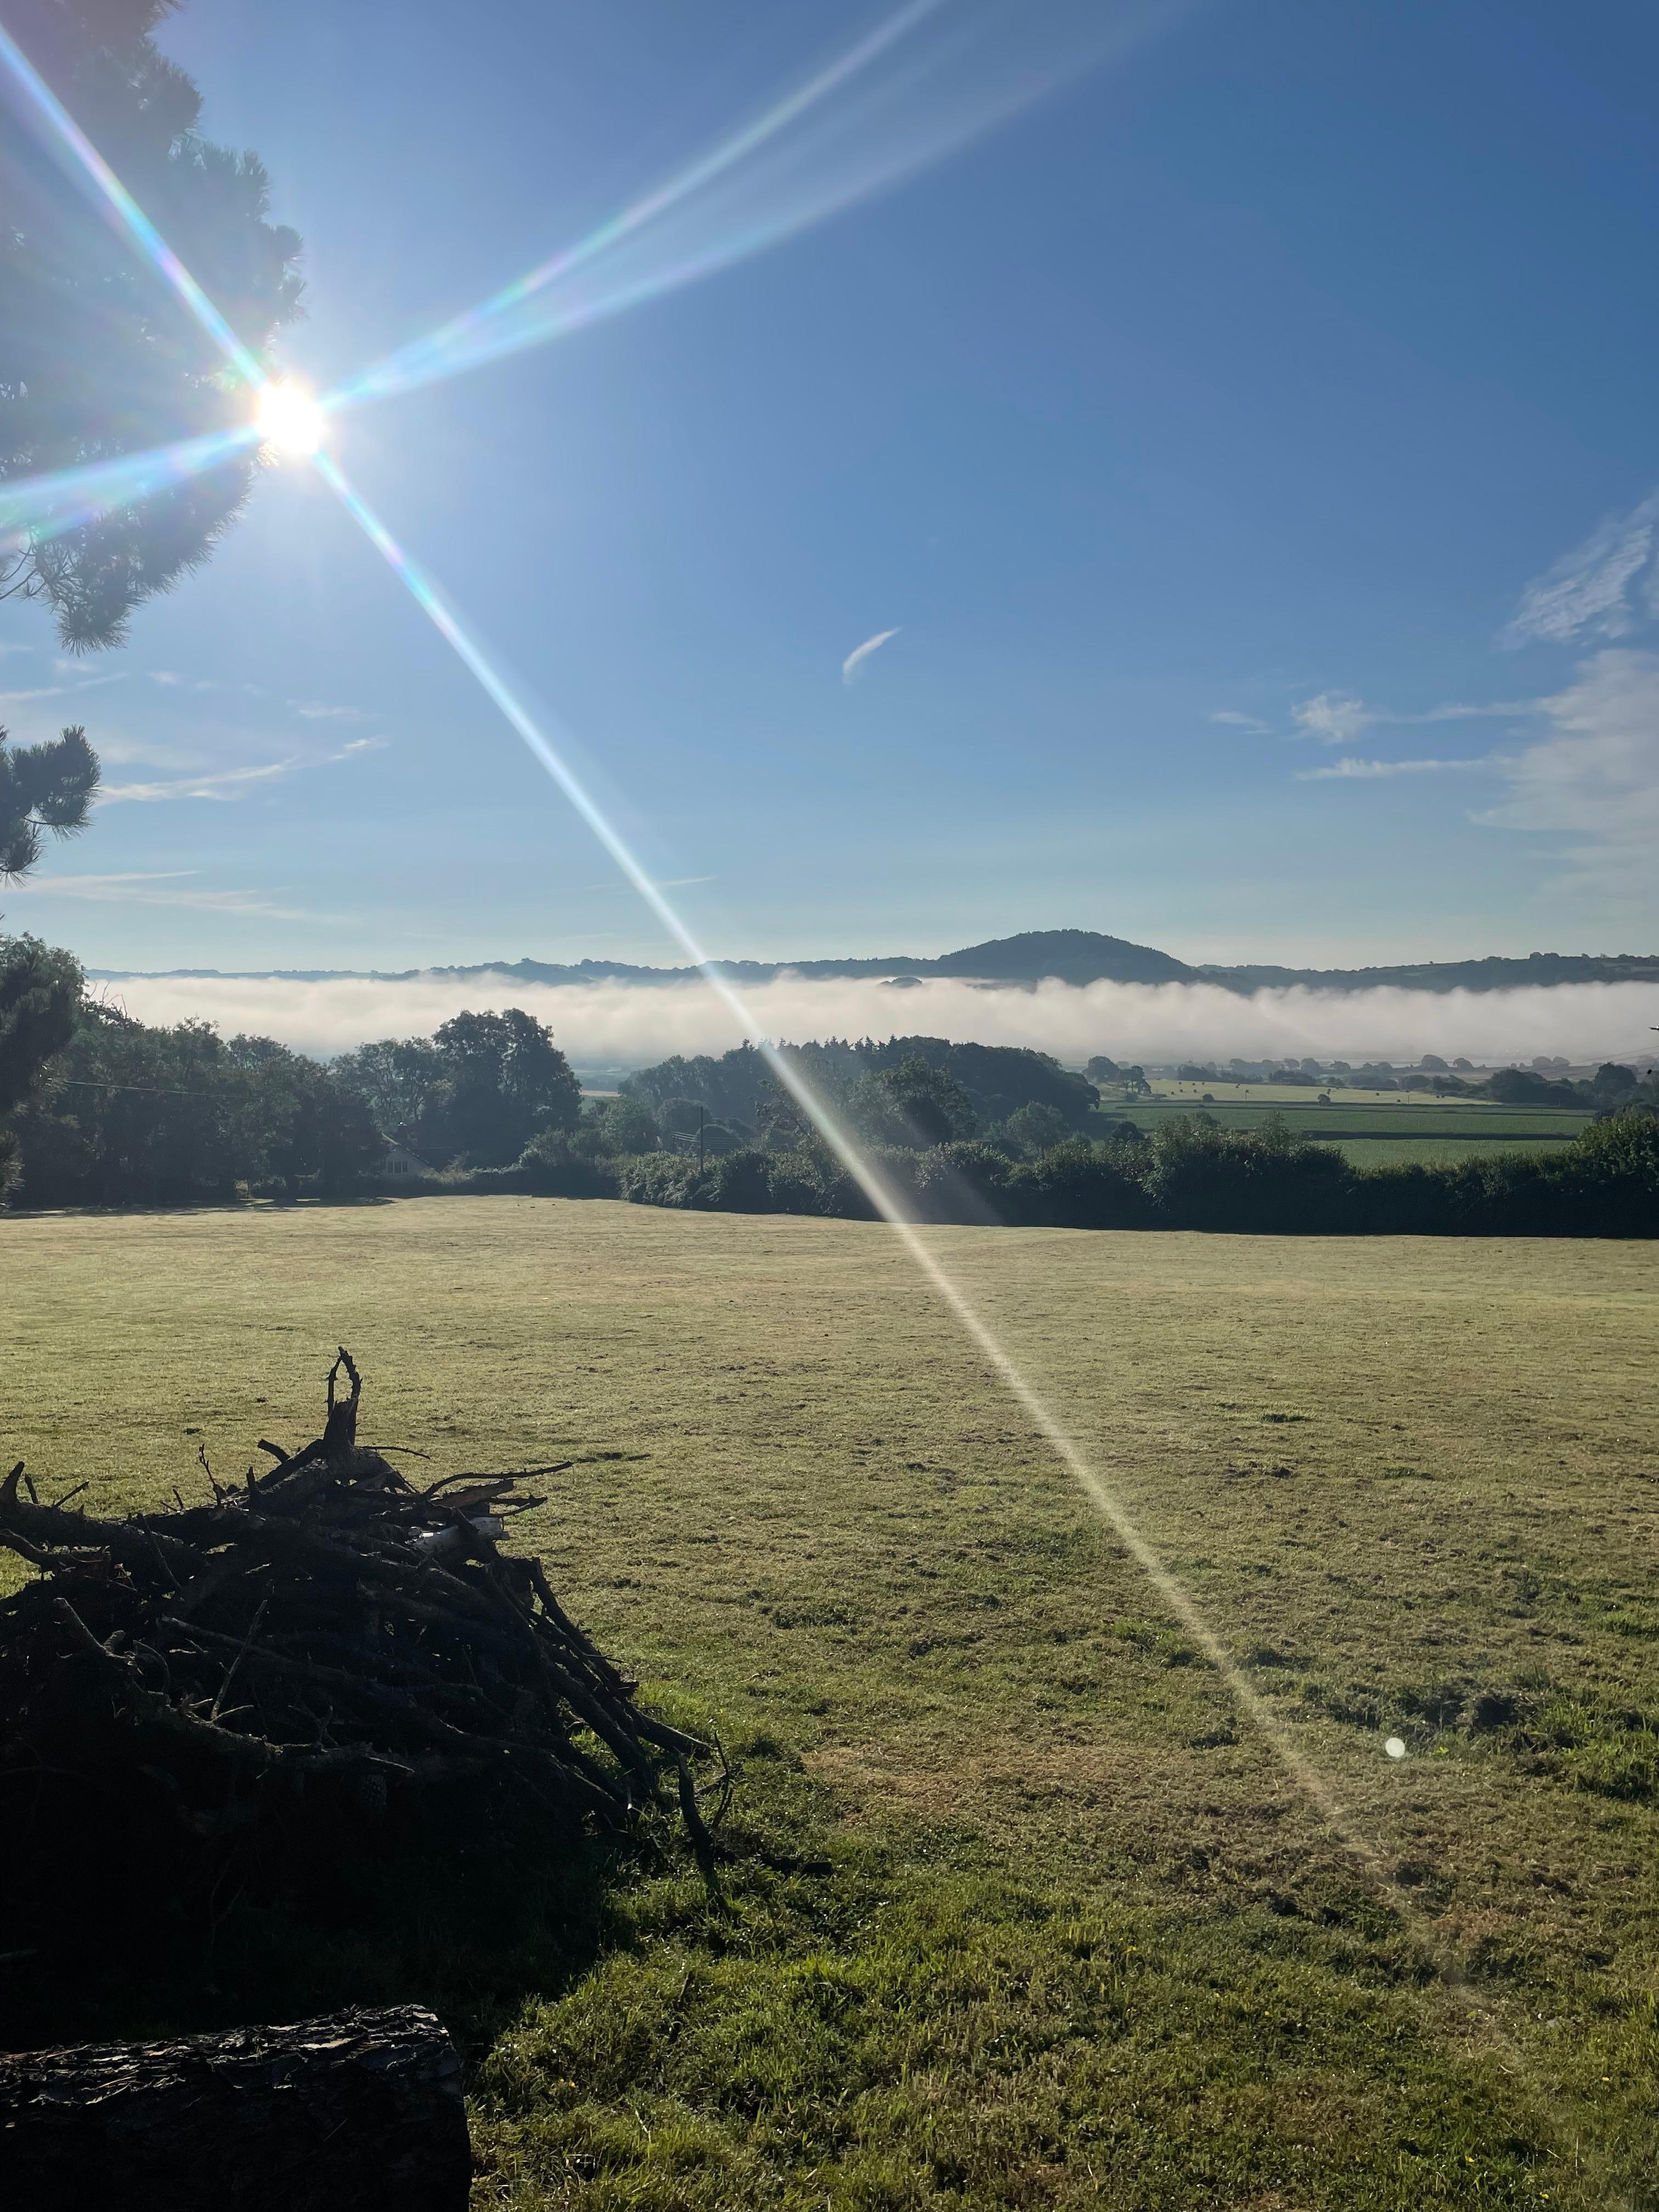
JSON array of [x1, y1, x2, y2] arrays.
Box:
[[91, 970, 1659, 1070]]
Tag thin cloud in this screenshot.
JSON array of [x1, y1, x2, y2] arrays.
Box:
[[1299, 755, 1490, 781], [1291, 690, 1374, 744], [1210, 709, 1269, 733], [1471, 647, 1659, 889], [8, 870, 317, 920], [100, 737, 389, 805], [1501, 489, 1659, 649], [842, 627, 901, 684], [0, 673, 123, 706], [101, 759, 301, 805], [148, 670, 270, 696], [291, 700, 372, 722]]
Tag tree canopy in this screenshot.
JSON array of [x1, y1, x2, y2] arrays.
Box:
[[0, 933, 81, 1191], [0, 722, 99, 878], [334, 1008, 584, 1169], [1, 0, 303, 647]]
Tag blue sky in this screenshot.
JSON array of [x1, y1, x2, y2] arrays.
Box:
[[5, 0, 1659, 973]]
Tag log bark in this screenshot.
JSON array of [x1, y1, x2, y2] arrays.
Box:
[[0, 2004, 470, 2211]]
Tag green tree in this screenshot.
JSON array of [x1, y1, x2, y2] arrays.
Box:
[[0, 933, 81, 1191], [849, 1054, 977, 1148], [331, 1035, 444, 1149], [1, 724, 100, 878], [422, 1009, 582, 1167], [2, 1, 304, 648], [1003, 1100, 1069, 1156], [569, 1093, 659, 1161], [225, 1034, 383, 1198]]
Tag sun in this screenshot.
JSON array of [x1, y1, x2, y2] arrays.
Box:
[[255, 379, 325, 457]]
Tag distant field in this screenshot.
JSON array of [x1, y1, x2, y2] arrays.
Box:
[[1107, 1081, 1592, 1170], [1311, 1135, 1576, 1169], [4, 1199, 1656, 2208]]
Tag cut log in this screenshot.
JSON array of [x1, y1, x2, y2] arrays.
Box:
[[0, 2004, 470, 2212]]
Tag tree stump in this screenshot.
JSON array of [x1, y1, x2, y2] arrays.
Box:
[[0, 2004, 470, 2211]]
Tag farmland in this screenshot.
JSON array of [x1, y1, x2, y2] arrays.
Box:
[[4, 1197, 1657, 2208], [1117, 1080, 1592, 1169]]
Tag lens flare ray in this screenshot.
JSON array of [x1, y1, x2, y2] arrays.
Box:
[[332, 0, 1177, 412], [0, 22, 266, 391], [0, 430, 259, 552], [334, 0, 947, 409], [315, 445, 1410, 1908]]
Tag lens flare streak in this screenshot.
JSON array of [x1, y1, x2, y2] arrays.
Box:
[[0, 22, 267, 391], [0, 430, 259, 551], [330, 0, 1173, 413], [317, 445, 1400, 1895], [335, 0, 949, 408]]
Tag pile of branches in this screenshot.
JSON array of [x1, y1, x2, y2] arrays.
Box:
[[0, 1352, 725, 1882]]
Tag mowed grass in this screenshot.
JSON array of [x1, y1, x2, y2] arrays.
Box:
[[5, 1198, 1658, 2209]]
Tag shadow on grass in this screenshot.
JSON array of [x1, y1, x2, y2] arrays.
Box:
[[0, 1766, 637, 2061]]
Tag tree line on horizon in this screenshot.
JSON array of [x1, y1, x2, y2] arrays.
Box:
[[5, 967, 1659, 1237]]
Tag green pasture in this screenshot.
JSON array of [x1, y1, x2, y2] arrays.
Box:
[[4, 1198, 1657, 2208], [1103, 1084, 1591, 1170], [1307, 1135, 1574, 1169]]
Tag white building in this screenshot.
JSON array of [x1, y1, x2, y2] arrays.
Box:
[[376, 1144, 432, 1184]]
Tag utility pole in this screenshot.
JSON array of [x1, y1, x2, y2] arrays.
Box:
[[698, 1105, 705, 1170]]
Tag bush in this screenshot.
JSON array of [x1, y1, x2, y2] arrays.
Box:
[[1140, 1116, 1355, 1234]]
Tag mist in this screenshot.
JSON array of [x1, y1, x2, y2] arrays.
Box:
[[90, 970, 1659, 1070]]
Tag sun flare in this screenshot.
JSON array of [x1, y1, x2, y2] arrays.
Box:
[[255, 379, 325, 457]]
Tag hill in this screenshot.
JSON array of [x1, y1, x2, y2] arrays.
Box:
[[86, 929, 1659, 994]]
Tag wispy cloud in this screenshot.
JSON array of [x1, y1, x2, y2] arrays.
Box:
[[1471, 647, 1659, 887], [149, 670, 271, 697], [1291, 690, 1374, 744], [290, 699, 372, 723], [842, 627, 901, 684], [1298, 755, 1491, 781], [1210, 709, 1269, 733], [0, 673, 124, 706], [7, 870, 317, 920], [1502, 489, 1659, 649], [101, 759, 301, 805], [99, 736, 388, 805]]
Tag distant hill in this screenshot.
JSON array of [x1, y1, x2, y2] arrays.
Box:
[[88, 930, 1659, 995]]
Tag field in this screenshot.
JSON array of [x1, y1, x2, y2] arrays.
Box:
[[1117, 1082, 1592, 1170], [4, 1197, 1658, 2209]]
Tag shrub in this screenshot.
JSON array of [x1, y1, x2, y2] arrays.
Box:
[[1140, 1116, 1355, 1234]]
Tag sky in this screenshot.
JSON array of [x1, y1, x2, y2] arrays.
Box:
[[5, 0, 1659, 979]]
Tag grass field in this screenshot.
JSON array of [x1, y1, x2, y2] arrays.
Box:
[[1110, 1082, 1592, 1171], [4, 1197, 1658, 2208]]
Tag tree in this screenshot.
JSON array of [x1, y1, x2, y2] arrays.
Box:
[[331, 1036, 444, 1150], [423, 1009, 582, 1167], [1590, 1063, 1639, 1107], [0, 933, 81, 1191], [1, 724, 100, 878], [1003, 1101, 1069, 1156], [1, 1, 304, 648], [849, 1054, 977, 1148], [569, 1093, 658, 1161], [225, 1033, 383, 1197]]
